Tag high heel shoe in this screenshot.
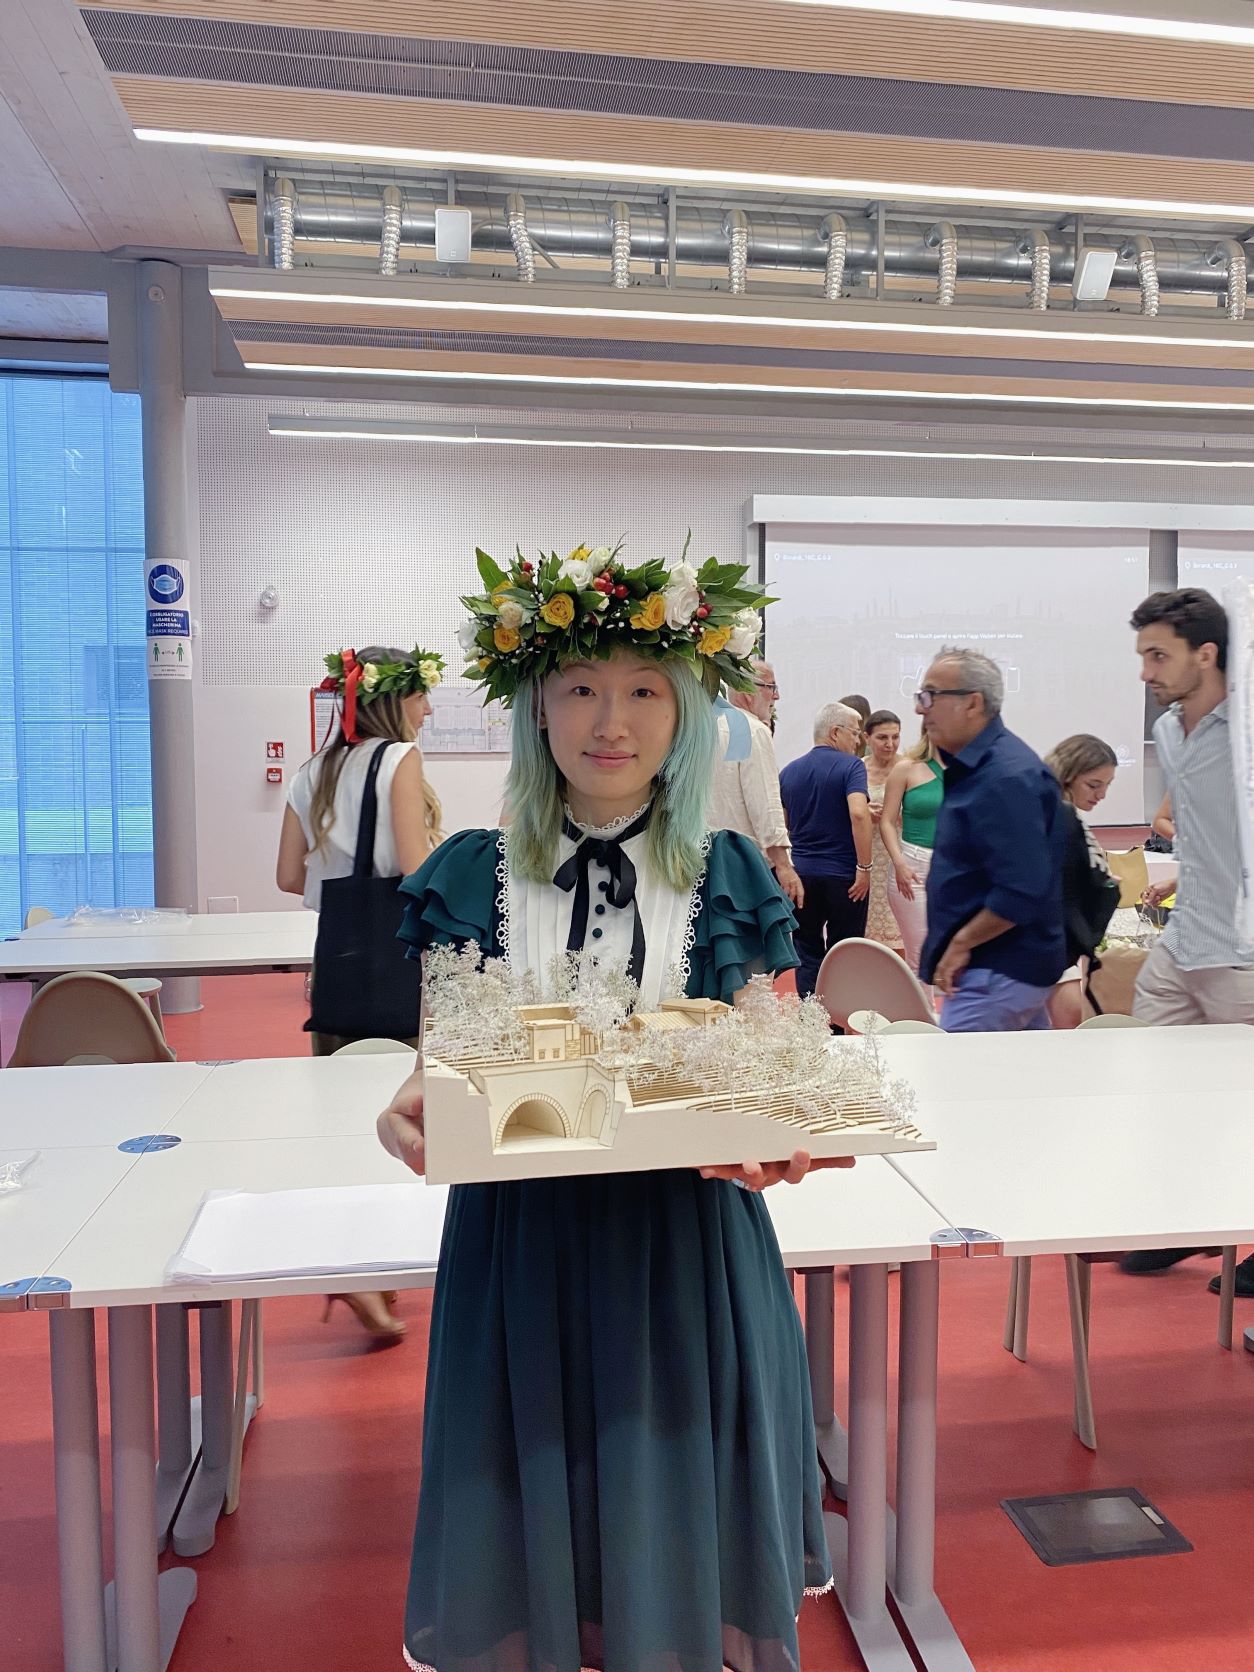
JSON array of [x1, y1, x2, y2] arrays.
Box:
[[322, 1291, 407, 1342]]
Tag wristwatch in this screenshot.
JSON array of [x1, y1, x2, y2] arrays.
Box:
[[855, 863, 872, 873]]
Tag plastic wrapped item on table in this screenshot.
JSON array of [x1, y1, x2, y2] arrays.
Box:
[[0, 1152, 39, 1193], [64, 906, 190, 929]]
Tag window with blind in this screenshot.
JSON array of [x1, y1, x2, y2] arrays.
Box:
[[0, 375, 152, 933]]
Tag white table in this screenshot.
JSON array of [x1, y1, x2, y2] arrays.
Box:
[[0, 911, 316, 982], [5, 1054, 971, 1672], [1144, 852, 1178, 889]]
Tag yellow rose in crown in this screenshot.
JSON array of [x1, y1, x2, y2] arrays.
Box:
[[698, 624, 732, 656], [567, 544, 591, 563], [540, 593, 576, 629], [629, 593, 667, 631], [493, 625, 522, 653]]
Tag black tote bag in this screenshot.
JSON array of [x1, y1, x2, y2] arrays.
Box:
[[305, 742, 423, 1040]]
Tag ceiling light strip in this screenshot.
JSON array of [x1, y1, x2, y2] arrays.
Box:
[[265, 420, 1254, 467], [776, 0, 1254, 49], [245, 360, 1254, 413], [210, 286, 1254, 353], [135, 129, 1254, 221]]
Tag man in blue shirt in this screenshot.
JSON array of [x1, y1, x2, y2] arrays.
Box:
[[779, 701, 873, 999], [917, 647, 1066, 1031]]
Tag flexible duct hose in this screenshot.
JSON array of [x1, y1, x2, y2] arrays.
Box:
[[505, 193, 536, 283], [1019, 229, 1051, 311], [609, 201, 631, 290], [927, 221, 958, 306], [379, 186, 403, 277], [1123, 236, 1160, 317], [820, 213, 848, 301], [272, 177, 295, 271], [1210, 239, 1248, 321], [725, 208, 749, 295]]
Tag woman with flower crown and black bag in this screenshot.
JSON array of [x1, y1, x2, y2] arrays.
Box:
[[278, 644, 444, 1340], [377, 542, 844, 1672]]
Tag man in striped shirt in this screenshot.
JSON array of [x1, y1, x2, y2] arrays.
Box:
[[1123, 588, 1254, 1286]]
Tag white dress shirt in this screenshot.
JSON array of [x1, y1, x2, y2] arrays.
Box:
[[708, 711, 791, 859]]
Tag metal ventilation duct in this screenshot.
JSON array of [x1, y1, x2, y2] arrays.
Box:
[[609, 201, 632, 291], [725, 209, 749, 295], [1210, 238, 1248, 321], [379, 186, 402, 277], [271, 177, 296, 271], [821, 214, 848, 302], [258, 181, 1253, 305], [1019, 229, 1051, 311], [926, 222, 958, 306]]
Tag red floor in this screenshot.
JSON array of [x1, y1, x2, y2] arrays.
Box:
[[2, 974, 1253, 1671]]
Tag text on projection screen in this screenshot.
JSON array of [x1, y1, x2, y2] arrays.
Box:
[[764, 526, 1148, 827]]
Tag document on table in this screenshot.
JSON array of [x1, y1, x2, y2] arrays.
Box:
[[166, 1183, 447, 1283]]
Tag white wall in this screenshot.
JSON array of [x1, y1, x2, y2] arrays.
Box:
[[188, 396, 1249, 908]]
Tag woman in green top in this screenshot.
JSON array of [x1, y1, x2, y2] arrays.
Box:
[[377, 540, 841, 1672], [880, 726, 944, 980]]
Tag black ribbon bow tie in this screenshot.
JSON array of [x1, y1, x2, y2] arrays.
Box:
[[552, 806, 652, 987]]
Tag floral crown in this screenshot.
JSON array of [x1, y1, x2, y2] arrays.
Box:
[[459, 538, 771, 707], [318, 646, 444, 743]]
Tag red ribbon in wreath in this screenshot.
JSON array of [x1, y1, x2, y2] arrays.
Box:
[[318, 649, 363, 743]]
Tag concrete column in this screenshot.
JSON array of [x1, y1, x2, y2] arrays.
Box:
[[138, 260, 200, 1012]]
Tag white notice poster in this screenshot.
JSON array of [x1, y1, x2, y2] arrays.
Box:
[[145, 558, 192, 680]]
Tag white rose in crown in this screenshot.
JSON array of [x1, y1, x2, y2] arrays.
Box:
[[558, 554, 593, 589], [360, 662, 381, 692], [457, 620, 480, 652], [419, 660, 442, 689], [496, 598, 525, 629], [663, 561, 701, 629], [726, 609, 760, 658], [588, 546, 613, 569]]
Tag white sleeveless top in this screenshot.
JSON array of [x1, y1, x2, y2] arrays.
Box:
[[288, 740, 413, 911]]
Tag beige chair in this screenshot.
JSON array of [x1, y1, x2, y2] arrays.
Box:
[[1103, 848, 1150, 909], [8, 971, 174, 1067], [879, 1018, 942, 1035], [815, 938, 935, 1032], [331, 1038, 418, 1056], [1077, 1013, 1149, 1031], [23, 906, 165, 1032]]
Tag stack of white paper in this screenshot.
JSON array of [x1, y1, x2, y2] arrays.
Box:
[[166, 1182, 447, 1284]]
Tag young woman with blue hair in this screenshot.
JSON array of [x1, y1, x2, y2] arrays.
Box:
[[377, 542, 843, 1672]]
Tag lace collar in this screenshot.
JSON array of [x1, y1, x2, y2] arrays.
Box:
[[562, 799, 653, 840]]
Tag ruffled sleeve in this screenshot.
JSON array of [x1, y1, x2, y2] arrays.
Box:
[[686, 831, 799, 1003], [397, 829, 502, 960]]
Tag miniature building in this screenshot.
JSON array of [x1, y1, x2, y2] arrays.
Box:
[[517, 1003, 601, 1062]]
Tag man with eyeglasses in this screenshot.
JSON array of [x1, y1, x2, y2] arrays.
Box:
[[709, 658, 805, 906], [917, 647, 1067, 1032], [779, 700, 873, 999]]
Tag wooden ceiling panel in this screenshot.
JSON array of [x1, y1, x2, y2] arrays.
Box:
[[83, 0, 1254, 111], [114, 82, 1254, 216], [211, 291, 1254, 374], [234, 339, 1254, 412]]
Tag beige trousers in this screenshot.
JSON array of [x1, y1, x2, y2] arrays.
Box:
[[1132, 941, 1254, 1026]]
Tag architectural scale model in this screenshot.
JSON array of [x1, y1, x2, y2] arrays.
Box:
[[420, 945, 933, 1185]]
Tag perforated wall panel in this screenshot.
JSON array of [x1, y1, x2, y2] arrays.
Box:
[[193, 394, 1248, 689]]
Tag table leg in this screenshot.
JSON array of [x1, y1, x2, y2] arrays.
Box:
[[888, 1263, 978, 1672], [803, 1270, 848, 1497], [154, 1306, 194, 1546], [1218, 1247, 1236, 1350], [108, 1306, 162, 1672], [847, 1263, 889, 1623], [1011, 1257, 1031, 1363], [172, 1301, 253, 1557], [107, 1306, 197, 1672], [895, 1260, 937, 1607], [48, 1309, 108, 1672]]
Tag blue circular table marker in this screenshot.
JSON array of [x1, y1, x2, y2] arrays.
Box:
[[118, 1133, 182, 1154], [30, 1276, 72, 1294]]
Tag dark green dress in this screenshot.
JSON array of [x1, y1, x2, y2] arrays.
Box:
[[397, 830, 831, 1672]]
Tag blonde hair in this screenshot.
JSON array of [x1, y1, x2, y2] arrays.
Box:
[[1045, 733, 1117, 802], [907, 723, 939, 763]]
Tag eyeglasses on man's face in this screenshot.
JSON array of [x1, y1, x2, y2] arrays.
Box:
[[913, 686, 977, 712], [755, 680, 780, 696]]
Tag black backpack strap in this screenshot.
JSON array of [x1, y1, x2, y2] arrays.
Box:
[[352, 742, 390, 879]]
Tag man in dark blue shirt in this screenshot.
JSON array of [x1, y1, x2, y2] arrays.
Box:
[[779, 701, 873, 999], [917, 648, 1066, 1032]]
